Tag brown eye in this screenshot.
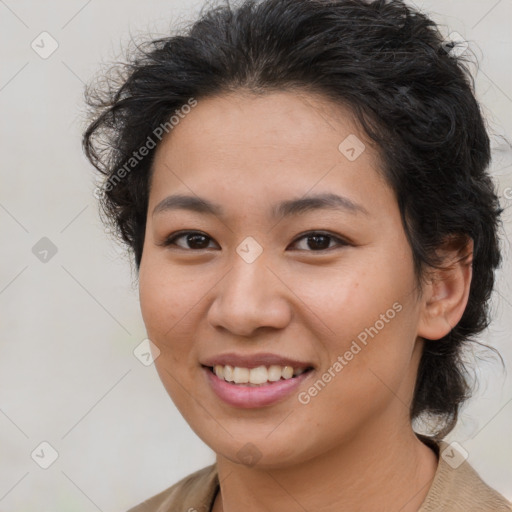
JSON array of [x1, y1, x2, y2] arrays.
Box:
[[162, 231, 218, 250], [160, 230, 349, 252], [289, 231, 349, 251]]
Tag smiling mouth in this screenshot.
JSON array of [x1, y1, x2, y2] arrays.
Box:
[[204, 364, 314, 386]]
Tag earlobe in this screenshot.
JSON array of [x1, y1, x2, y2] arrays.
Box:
[[417, 236, 474, 341]]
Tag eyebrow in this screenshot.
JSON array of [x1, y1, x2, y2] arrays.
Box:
[[152, 192, 369, 219]]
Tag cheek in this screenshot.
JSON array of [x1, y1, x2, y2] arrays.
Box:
[[325, 300, 419, 423], [138, 258, 202, 407], [306, 254, 418, 399], [293, 251, 409, 338], [138, 254, 201, 341], [138, 263, 171, 340]]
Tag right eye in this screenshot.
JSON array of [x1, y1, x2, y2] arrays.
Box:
[[160, 230, 219, 250]]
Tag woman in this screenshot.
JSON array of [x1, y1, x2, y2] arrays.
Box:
[[83, 0, 512, 510]]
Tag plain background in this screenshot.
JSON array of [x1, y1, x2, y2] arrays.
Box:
[[0, 0, 511, 510]]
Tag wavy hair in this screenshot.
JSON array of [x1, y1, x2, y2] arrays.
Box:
[[83, 0, 504, 438]]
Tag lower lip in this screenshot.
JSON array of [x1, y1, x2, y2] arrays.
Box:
[[203, 366, 313, 408]]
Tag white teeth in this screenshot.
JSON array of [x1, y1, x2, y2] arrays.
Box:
[[267, 365, 282, 382], [249, 366, 269, 384], [282, 366, 294, 379], [212, 364, 309, 385], [233, 367, 249, 384], [223, 365, 234, 382]]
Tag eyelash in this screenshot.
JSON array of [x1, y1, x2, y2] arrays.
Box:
[[160, 230, 350, 252]]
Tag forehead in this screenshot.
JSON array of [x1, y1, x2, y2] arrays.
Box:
[[155, 90, 363, 156], [149, 90, 390, 214]]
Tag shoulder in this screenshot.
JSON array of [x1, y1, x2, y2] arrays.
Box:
[[126, 463, 219, 512], [419, 438, 512, 512]]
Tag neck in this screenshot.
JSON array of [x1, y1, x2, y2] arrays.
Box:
[[213, 417, 438, 512]]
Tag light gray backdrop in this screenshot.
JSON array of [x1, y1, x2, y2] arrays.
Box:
[[1, 0, 511, 510]]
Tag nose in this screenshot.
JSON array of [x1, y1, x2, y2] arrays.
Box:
[[207, 252, 292, 338]]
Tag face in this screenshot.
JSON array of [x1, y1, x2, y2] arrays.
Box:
[[139, 91, 426, 468]]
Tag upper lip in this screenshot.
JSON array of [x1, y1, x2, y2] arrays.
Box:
[[201, 352, 314, 370]]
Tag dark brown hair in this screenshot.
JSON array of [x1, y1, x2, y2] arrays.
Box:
[[83, 0, 503, 438]]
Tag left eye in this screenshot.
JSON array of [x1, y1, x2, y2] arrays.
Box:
[[289, 231, 349, 251], [161, 230, 349, 252]]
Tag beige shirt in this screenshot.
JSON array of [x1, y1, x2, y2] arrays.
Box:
[[127, 438, 512, 511]]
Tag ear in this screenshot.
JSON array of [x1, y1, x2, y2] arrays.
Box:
[[417, 235, 474, 341]]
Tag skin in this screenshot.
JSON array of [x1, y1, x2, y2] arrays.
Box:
[[138, 90, 473, 512]]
